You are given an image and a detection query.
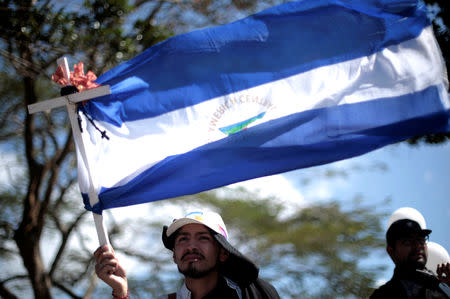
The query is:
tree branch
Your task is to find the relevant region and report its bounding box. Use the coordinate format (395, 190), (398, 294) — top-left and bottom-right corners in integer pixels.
(52, 280), (82, 299)
(49, 209), (88, 278)
(38, 127), (74, 223)
(0, 281), (19, 299)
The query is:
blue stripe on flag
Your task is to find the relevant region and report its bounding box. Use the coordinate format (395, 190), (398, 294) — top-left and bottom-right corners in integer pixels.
(83, 86), (449, 213)
(85, 0), (429, 126)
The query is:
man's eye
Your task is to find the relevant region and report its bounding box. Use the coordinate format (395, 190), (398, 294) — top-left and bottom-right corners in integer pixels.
(400, 238), (426, 246)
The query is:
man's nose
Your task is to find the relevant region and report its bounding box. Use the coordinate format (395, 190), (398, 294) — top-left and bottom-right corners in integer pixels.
(412, 239), (426, 248)
(185, 239), (200, 250)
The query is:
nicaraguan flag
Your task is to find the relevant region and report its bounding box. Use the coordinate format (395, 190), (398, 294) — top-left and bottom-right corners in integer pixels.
(77, 0), (450, 214)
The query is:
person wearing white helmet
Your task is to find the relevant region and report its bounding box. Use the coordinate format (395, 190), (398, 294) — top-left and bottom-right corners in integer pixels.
(94, 209), (280, 299)
(370, 219), (450, 299)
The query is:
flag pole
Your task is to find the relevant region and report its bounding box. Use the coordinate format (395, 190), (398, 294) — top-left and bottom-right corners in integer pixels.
(28, 57), (111, 246)
(60, 57), (110, 246)
(66, 100), (110, 246)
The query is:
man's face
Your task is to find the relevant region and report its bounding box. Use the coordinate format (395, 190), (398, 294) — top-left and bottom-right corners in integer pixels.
(387, 233), (428, 269)
(172, 223), (228, 278)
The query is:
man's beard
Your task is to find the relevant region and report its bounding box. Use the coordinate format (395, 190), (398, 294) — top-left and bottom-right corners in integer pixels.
(178, 253), (221, 279)
(410, 256), (427, 270)
(178, 262), (218, 278)
(398, 253), (427, 270)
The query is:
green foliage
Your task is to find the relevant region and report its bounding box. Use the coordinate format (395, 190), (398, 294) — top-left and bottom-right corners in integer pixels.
(92, 189), (387, 299)
(164, 190), (388, 298)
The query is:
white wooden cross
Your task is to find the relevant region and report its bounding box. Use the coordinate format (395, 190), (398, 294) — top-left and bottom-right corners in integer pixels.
(27, 57), (111, 246)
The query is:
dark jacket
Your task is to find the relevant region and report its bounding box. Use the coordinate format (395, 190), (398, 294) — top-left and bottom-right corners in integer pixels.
(242, 278), (280, 299)
(370, 266), (449, 299)
(162, 276), (280, 299)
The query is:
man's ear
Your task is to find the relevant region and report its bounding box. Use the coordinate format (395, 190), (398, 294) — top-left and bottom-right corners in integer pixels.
(387, 245), (395, 261)
(219, 248), (229, 262)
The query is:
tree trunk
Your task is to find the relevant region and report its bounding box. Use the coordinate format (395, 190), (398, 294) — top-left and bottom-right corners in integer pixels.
(14, 225), (52, 299)
(13, 74), (52, 298)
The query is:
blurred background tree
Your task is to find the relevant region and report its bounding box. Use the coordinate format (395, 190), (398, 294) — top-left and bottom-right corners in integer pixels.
(407, 0), (450, 144)
(0, 0), (447, 298)
(81, 190), (388, 299)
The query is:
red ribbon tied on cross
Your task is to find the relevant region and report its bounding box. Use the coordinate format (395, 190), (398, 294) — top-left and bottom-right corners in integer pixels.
(51, 61), (101, 91)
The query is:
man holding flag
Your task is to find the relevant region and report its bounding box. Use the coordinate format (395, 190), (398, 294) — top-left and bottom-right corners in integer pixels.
(81, 0), (449, 295)
(27, 0), (449, 297)
(94, 210), (280, 299)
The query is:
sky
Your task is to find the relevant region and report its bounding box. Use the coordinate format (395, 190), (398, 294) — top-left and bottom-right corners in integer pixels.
(230, 139), (450, 283)
(331, 139), (450, 281)
(316, 140), (450, 252)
